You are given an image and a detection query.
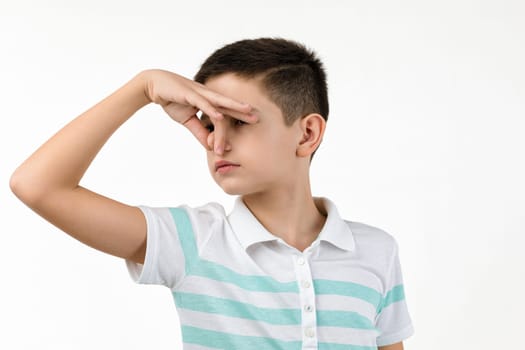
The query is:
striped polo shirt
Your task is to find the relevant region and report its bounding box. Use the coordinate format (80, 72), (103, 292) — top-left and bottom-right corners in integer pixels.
(126, 197), (414, 349)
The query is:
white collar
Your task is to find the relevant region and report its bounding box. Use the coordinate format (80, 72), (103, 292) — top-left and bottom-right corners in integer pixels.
(227, 196), (355, 252)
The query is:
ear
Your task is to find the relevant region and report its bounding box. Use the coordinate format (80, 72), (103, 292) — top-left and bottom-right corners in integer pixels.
(296, 113), (326, 158)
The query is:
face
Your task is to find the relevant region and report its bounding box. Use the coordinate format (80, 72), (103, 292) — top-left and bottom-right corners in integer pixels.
(202, 73), (302, 196)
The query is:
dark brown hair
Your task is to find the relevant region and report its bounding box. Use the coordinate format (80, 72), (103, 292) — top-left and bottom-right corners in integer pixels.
(194, 38), (329, 126)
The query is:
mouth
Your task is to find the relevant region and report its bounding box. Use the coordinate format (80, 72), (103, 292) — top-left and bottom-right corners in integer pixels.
(215, 160), (240, 173)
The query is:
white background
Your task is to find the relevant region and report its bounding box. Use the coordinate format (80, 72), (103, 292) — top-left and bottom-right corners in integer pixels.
(1, 1), (524, 349)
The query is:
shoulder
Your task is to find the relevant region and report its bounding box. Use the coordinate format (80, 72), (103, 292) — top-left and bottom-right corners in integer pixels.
(319, 197), (399, 259)
(179, 201), (227, 220)
(345, 219), (399, 263)
(139, 201), (227, 237)
(141, 201), (226, 222)
(140, 201), (228, 253)
(347, 220), (397, 249)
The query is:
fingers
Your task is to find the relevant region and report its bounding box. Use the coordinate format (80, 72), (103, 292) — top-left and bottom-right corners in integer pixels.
(216, 106), (259, 124)
(184, 115), (227, 155)
(185, 91), (224, 122)
(158, 72), (259, 152)
(203, 89), (253, 114)
(183, 115), (211, 149)
(192, 85), (257, 122)
(212, 119), (226, 155)
(184, 88), (256, 154)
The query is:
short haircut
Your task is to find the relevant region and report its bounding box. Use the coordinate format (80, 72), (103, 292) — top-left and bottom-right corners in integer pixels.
(194, 38), (329, 126)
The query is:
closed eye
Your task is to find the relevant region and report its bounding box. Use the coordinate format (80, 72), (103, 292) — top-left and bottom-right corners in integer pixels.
(200, 114), (214, 132)
(201, 115), (246, 133)
(233, 119), (247, 127)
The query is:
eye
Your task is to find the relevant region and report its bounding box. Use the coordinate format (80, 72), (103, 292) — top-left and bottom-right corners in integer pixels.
(233, 119), (247, 127)
(204, 123), (214, 132)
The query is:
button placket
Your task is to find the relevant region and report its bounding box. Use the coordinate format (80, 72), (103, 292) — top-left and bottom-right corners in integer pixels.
(293, 254), (317, 348)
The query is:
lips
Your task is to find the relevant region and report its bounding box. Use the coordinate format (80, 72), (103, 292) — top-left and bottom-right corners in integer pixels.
(215, 160), (240, 172)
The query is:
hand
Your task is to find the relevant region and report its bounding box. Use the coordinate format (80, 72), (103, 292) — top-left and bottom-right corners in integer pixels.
(141, 69), (257, 149)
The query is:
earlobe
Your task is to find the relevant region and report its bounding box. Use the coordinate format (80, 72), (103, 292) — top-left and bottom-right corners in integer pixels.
(296, 113), (326, 158)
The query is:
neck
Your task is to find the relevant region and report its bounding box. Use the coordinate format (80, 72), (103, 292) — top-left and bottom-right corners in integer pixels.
(241, 179), (326, 252)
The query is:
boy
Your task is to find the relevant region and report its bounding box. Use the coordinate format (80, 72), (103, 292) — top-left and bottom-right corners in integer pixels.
(10, 38), (414, 349)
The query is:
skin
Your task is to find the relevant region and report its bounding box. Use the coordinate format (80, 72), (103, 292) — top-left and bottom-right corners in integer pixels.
(9, 69), (255, 264)
(202, 74), (403, 349)
(9, 69), (403, 349)
(202, 73), (327, 251)
(379, 343), (404, 350)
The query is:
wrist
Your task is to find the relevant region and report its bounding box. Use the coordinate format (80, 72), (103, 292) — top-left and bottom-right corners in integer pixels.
(134, 69), (156, 106)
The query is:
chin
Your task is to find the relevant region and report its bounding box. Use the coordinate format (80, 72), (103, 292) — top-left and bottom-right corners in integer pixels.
(217, 181), (260, 196)
(221, 187), (243, 195)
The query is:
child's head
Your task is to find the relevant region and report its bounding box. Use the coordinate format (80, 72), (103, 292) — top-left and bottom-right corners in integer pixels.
(194, 37), (329, 126)
(195, 38), (329, 196)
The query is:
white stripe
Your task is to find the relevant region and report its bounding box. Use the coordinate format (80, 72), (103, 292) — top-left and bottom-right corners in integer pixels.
(318, 326), (379, 347)
(177, 308), (380, 347)
(177, 275), (378, 319)
(178, 308), (302, 342)
(312, 265), (383, 293)
(316, 294), (376, 321)
(176, 275), (299, 309)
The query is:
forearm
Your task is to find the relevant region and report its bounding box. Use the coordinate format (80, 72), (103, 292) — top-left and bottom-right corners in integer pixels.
(9, 68), (254, 263)
(10, 71), (151, 204)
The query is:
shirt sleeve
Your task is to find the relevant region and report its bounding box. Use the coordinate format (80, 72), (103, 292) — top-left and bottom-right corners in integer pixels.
(375, 238), (415, 346)
(124, 203), (225, 290)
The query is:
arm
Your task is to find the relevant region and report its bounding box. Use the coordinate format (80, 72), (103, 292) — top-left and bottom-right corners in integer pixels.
(379, 342), (404, 350)
(10, 69), (254, 264)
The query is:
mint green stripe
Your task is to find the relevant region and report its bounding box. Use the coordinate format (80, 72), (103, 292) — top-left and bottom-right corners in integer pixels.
(314, 279), (382, 310)
(169, 208), (382, 310)
(192, 259), (299, 293)
(181, 325), (302, 350)
(377, 284), (405, 314)
(174, 292), (376, 330)
(384, 284), (405, 306)
(182, 325), (377, 350)
(169, 208), (199, 271)
(174, 292), (301, 325)
(317, 310), (375, 330)
(319, 342), (377, 350)
(170, 207), (298, 293)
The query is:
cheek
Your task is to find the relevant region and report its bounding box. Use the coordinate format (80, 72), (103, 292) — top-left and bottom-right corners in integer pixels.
(267, 132), (297, 158)
(206, 152), (214, 172)
(255, 137), (296, 171)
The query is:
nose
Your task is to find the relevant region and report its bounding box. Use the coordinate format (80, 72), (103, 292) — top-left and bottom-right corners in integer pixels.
(207, 122), (232, 156)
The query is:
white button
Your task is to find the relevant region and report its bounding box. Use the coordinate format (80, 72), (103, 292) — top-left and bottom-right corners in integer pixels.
(304, 304), (313, 312)
(297, 257), (305, 265)
(304, 327), (315, 338)
(301, 280), (311, 289)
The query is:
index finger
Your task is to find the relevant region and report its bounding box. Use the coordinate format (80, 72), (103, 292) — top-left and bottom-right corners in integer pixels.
(215, 106), (259, 125)
(196, 87), (254, 115)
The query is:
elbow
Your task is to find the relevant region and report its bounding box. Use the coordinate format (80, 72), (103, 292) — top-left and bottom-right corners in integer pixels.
(10, 167), (29, 203)
(9, 167), (43, 207)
